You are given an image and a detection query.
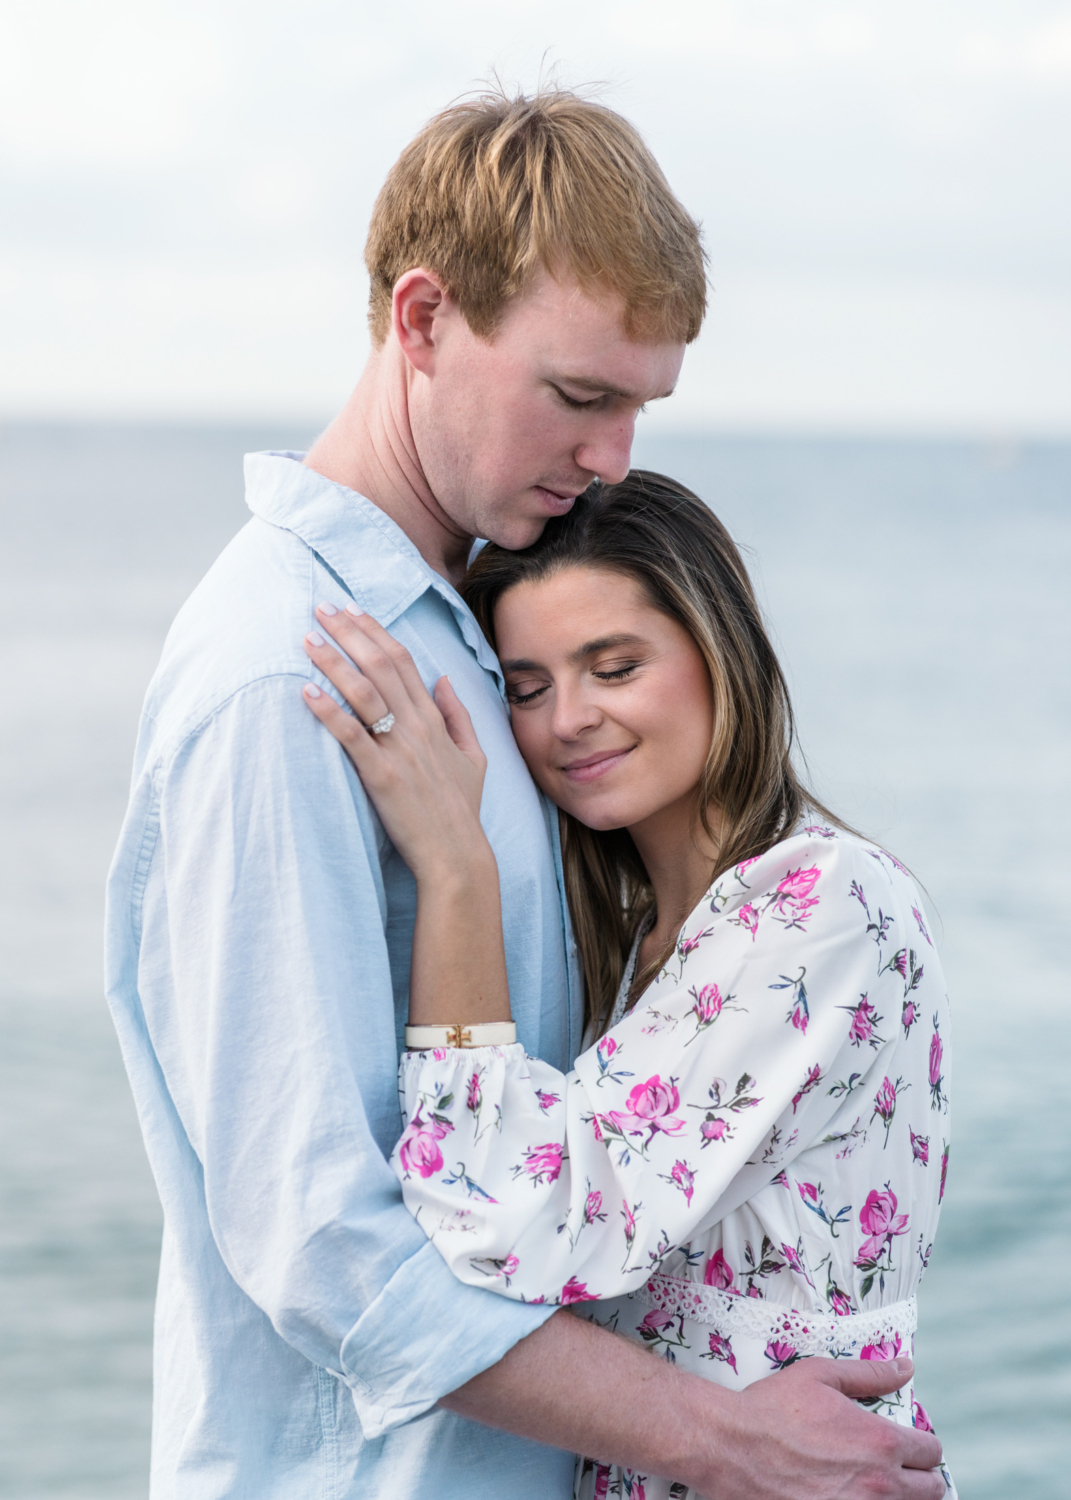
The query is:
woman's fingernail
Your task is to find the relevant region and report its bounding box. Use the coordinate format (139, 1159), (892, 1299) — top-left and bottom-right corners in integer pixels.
(304, 683), (322, 699)
(306, 630), (326, 647)
(318, 601), (338, 616)
(344, 604), (365, 618)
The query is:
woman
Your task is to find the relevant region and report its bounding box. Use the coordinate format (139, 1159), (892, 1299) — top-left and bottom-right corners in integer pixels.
(301, 471), (953, 1499)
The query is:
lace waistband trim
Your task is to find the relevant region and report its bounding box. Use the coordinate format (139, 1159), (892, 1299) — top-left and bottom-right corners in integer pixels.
(636, 1273), (917, 1358)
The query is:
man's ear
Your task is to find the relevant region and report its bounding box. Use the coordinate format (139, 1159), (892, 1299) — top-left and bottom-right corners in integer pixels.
(391, 268), (450, 377)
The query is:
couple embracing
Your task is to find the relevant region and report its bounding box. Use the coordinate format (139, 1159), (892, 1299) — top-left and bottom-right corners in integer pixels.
(107, 89), (953, 1499)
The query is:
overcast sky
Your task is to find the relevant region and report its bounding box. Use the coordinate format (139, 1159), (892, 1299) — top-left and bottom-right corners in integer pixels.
(3, 0), (1070, 432)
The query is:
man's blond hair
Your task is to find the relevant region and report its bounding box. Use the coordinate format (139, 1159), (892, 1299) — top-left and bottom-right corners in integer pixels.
(365, 88), (706, 347)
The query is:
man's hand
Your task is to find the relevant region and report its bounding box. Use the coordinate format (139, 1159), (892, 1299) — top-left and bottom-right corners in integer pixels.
(442, 1309), (945, 1500)
(703, 1355), (945, 1500)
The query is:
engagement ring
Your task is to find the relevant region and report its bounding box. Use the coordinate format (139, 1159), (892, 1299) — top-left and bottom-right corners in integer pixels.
(370, 712), (395, 736)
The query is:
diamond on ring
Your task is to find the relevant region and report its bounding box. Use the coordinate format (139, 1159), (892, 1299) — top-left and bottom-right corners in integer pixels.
(370, 712), (395, 736)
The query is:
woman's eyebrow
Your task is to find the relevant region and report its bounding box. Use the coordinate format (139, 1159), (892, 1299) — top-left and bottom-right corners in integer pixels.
(570, 632), (647, 662)
(501, 634), (647, 674)
(500, 656), (546, 673)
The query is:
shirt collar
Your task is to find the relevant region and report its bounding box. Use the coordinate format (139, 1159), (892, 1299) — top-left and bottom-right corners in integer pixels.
(244, 450), (504, 689)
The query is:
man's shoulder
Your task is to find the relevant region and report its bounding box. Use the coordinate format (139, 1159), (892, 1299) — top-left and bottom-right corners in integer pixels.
(140, 517), (347, 761)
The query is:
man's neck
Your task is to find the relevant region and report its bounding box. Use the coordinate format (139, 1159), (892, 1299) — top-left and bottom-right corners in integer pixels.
(303, 348), (474, 587)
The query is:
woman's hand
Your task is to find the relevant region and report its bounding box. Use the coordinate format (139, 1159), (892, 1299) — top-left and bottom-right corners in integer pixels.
(301, 603), (490, 887)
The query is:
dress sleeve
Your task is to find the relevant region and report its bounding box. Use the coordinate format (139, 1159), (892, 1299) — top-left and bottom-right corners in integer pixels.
(393, 830), (916, 1306)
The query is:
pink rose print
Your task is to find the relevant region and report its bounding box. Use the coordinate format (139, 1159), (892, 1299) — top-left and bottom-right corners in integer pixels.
(703, 1248), (735, 1290)
(780, 1242), (806, 1276)
(670, 1159), (695, 1206)
(788, 994), (808, 1033)
(910, 1128), (930, 1165)
(702, 1331), (739, 1373)
(678, 925), (713, 960)
(901, 997), (919, 1036)
(687, 982), (740, 1041)
(593, 1463), (612, 1500)
(472, 1252), (520, 1285)
(856, 1186), (910, 1265)
(798, 1177), (852, 1236)
(397, 1104), (453, 1179)
(764, 1340), (801, 1371)
(939, 1142), (950, 1202)
(771, 865), (822, 930)
(861, 1335), (902, 1361)
(690, 982), (725, 1026)
(737, 856), (760, 875)
(912, 905), (933, 947)
(466, 1072), (482, 1113)
(595, 1032), (633, 1088)
(874, 1076), (897, 1121)
(625, 1075), (686, 1141)
(890, 949), (908, 979)
(639, 1306), (675, 1336)
(778, 866), (820, 900)
(928, 1019), (947, 1110)
(871, 1074), (906, 1146)
(515, 1141), (564, 1185)
(829, 1286), (854, 1317)
(791, 1063), (823, 1114)
(560, 1276), (598, 1305)
(746, 1284), (763, 1299)
(535, 1089), (560, 1112)
(912, 1400), (935, 1432)
(700, 1116), (731, 1145)
(584, 1189), (604, 1224)
(738, 904), (760, 939)
(842, 995), (885, 1050)
(621, 1198), (639, 1259)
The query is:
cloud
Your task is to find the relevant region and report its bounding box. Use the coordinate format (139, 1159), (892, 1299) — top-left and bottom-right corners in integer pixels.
(2, 0), (1069, 429)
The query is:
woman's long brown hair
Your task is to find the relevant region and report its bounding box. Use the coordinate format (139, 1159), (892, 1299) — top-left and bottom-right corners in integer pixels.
(462, 470), (852, 1038)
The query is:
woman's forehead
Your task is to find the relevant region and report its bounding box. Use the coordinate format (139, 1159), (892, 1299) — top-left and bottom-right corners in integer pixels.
(494, 567), (681, 665)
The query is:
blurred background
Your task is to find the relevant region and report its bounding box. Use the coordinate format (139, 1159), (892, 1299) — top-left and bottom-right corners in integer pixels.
(1, 1), (1069, 1495)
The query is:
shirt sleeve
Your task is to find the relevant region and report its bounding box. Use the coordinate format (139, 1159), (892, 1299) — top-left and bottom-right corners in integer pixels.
(393, 831), (910, 1306)
(134, 674), (553, 1436)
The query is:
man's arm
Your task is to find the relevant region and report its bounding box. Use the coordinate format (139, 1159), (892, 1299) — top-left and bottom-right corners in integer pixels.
(444, 1311), (947, 1500)
(138, 675), (557, 1433)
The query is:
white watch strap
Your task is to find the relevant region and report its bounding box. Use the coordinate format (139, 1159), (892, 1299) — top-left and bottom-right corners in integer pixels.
(404, 1021), (517, 1050)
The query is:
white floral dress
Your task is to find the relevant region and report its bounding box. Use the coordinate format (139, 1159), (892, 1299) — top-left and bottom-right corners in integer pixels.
(393, 825), (955, 1499)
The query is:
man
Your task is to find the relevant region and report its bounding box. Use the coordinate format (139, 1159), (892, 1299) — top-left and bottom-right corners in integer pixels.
(106, 89), (945, 1499)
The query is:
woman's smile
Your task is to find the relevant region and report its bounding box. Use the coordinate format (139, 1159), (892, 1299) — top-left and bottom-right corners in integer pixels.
(559, 745), (636, 783)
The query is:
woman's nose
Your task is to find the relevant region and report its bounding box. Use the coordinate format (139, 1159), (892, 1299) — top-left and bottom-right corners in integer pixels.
(550, 685), (601, 740)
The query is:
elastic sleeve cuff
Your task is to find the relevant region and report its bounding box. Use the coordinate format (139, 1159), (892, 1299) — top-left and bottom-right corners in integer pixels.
(338, 1237), (555, 1438)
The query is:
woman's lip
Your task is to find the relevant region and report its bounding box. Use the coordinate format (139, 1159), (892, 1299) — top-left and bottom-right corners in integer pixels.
(560, 747), (635, 783)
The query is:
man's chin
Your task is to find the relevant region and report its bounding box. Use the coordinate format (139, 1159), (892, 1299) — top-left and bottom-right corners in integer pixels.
(479, 514), (553, 554)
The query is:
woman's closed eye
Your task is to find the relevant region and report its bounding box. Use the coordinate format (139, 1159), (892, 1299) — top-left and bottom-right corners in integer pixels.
(593, 661), (640, 683)
(506, 678), (550, 706)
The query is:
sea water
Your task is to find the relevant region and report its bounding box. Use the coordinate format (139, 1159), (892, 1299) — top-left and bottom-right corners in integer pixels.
(1, 424), (1068, 1497)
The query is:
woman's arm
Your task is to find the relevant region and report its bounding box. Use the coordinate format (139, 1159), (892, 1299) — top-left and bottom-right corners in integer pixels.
(302, 603), (511, 1026)
(392, 832), (929, 1306)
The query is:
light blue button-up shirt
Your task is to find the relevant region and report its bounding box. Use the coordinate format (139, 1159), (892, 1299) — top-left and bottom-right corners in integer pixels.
(105, 452), (583, 1499)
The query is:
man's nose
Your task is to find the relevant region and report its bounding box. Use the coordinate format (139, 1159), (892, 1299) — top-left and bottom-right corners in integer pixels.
(575, 412), (636, 486)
